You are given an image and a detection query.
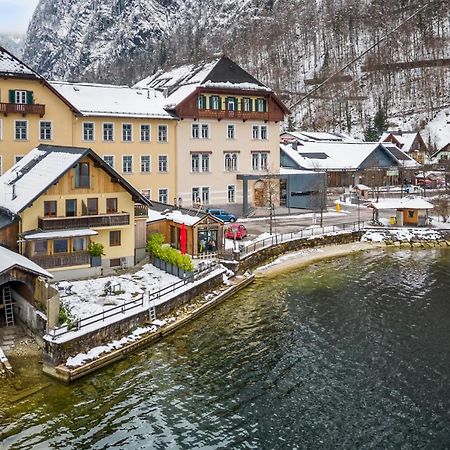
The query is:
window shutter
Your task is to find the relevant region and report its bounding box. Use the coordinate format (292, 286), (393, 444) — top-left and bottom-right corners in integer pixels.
(209, 96), (213, 109)
(9, 90), (15, 103)
(218, 96), (222, 110)
(263, 98), (267, 112)
(201, 95), (206, 109)
(27, 91), (34, 104)
(234, 97), (238, 110)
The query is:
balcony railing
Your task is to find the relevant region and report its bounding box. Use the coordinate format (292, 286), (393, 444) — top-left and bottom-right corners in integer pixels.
(38, 212), (130, 230)
(197, 109), (269, 121)
(31, 251), (90, 269)
(134, 204), (149, 218)
(0, 102), (45, 116)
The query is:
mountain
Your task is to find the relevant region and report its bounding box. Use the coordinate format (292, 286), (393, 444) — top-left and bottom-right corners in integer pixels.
(0, 34), (25, 57)
(23, 0), (450, 146)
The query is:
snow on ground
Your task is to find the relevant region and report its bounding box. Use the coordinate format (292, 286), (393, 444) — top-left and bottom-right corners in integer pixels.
(362, 227), (443, 242)
(424, 108), (450, 151)
(238, 211), (348, 223)
(56, 264), (179, 320)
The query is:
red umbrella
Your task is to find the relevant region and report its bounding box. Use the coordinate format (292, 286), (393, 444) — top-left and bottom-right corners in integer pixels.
(180, 223), (187, 254)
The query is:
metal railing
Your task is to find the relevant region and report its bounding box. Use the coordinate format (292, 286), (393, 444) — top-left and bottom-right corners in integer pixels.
(47, 262), (220, 339)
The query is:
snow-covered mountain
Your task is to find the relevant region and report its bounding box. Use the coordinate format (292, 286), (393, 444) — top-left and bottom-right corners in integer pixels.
(0, 34), (25, 57)
(23, 0), (450, 147)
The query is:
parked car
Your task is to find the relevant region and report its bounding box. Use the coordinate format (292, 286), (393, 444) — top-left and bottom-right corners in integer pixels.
(225, 224), (247, 240)
(404, 185), (424, 194)
(207, 208), (237, 222)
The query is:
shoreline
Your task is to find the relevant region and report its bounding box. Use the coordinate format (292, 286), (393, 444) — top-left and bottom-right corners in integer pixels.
(254, 241), (383, 277)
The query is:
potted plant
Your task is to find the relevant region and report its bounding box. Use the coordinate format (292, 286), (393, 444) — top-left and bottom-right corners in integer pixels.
(88, 242), (104, 267)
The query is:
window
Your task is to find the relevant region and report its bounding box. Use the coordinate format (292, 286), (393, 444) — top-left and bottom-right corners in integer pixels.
(242, 97), (252, 112)
(83, 122), (95, 141)
(224, 153), (238, 172)
(54, 239), (68, 253)
(34, 240), (48, 255)
(210, 96), (220, 110)
(158, 155), (168, 173)
(256, 98), (267, 112)
(198, 95), (206, 109)
(140, 124), (150, 142)
(72, 237), (86, 252)
(201, 124), (209, 139)
(252, 152), (269, 171)
(140, 155), (151, 172)
(106, 198), (118, 213)
(14, 90), (27, 104)
(103, 155), (114, 168)
(158, 188), (168, 203)
(191, 153), (210, 172)
(260, 125), (268, 140)
(252, 125), (259, 140)
(65, 199), (77, 217)
(226, 97), (237, 111)
(191, 187), (209, 205)
(192, 123), (199, 139)
(228, 185), (236, 203)
(141, 189), (151, 200)
(122, 155), (133, 173)
(109, 230), (121, 246)
(103, 123), (114, 141)
(44, 201), (57, 217)
(158, 125), (168, 142)
(74, 162), (90, 188)
(40, 121), (52, 140)
(227, 124), (235, 139)
(87, 198), (98, 215)
(122, 123), (132, 142)
(15, 120), (27, 140)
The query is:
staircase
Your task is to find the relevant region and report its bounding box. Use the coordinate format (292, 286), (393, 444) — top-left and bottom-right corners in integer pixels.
(2, 286), (14, 327)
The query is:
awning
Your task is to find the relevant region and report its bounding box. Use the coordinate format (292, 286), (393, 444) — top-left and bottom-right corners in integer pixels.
(24, 229), (98, 240)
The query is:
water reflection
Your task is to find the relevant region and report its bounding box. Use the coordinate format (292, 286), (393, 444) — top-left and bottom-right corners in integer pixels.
(1, 248), (450, 449)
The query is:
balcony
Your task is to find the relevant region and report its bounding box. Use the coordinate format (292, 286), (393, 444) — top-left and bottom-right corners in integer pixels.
(31, 251), (90, 269)
(0, 102), (46, 116)
(197, 109), (270, 121)
(38, 212), (130, 231)
(134, 204), (149, 218)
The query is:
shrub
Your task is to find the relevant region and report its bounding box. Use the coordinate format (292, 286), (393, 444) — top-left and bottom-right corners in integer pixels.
(88, 242), (105, 257)
(58, 305), (75, 329)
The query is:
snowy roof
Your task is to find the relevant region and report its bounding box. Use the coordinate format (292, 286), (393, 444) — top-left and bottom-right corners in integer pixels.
(49, 82), (174, 119)
(281, 130), (353, 143)
(0, 144), (151, 215)
(24, 229), (98, 240)
(370, 196), (434, 210)
(380, 131), (419, 153)
(279, 167), (322, 175)
(0, 46), (39, 78)
(0, 245), (52, 278)
(147, 208), (202, 226)
(135, 55), (272, 109)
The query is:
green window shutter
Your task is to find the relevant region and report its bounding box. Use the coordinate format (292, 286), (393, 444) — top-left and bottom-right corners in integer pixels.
(27, 91), (34, 104)
(263, 98), (267, 112)
(234, 97), (238, 110)
(249, 98), (253, 112)
(218, 96), (222, 110)
(202, 95), (206, 109)
(9, 90), (15, 103)
(209, 96), (213, 109)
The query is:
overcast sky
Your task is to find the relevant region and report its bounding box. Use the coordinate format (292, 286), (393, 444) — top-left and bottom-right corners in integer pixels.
(0, 0), (39, 34)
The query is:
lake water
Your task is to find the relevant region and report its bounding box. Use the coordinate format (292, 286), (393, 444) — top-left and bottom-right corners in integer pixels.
(1, 247), (450, 449)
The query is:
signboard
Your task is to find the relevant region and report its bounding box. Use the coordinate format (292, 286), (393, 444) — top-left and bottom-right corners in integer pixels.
(386, 169), (399, 176)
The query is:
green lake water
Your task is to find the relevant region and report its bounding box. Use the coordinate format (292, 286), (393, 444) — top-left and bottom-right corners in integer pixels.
(1, 247), (450, 449)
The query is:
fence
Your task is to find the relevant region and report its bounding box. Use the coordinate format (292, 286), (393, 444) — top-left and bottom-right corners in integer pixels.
(221, 221), (366, 259)
(47, 262), (219, 340)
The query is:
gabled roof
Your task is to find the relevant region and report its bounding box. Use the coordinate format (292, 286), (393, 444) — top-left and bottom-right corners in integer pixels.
(380, 131), (423, 153)
(281, 130), (360, 144)
(370, 196), (434, 210)
(0, 46), (40, 79)
(281, 142), (419, 171)
(50, 82), (175, 119)
(135, 55), (280, 111)
(0, 245), (52, 279)
(0, 144), (151, 215)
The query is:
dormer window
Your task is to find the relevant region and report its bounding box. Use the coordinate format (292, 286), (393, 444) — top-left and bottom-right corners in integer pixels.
(74, 162), (90, 188)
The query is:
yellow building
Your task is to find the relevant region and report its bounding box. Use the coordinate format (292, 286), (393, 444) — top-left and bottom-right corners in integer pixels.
(0, 144), (150, 281)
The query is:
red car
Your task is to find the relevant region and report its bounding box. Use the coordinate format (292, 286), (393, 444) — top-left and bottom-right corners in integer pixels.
(225, 224), (247, 240)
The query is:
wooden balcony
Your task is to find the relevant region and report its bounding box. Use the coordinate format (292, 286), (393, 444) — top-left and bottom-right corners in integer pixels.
(38, 212), (130, 230)
(31, 251), (90, 269)
(134, 204), (149, 218)
(197, 109), (270, 121)
(0, 102), (45, 116)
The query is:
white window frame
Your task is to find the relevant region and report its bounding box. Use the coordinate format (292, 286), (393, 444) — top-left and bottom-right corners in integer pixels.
(103, 123), (114, 142)
(140, 124), (151, 142)
(260, 125), (268, 140)
(252, 125), (259, 140)
(14, 120), (28, 141)
(201, 124), (209, 139)
(39, 120), (53, 141)
(252, 152), (269, 171)
(191, 153), (210, 173)
(243, 97), (251, 112)
(227, 185), (236, 203)
(191, 187), (210, 205)
(82, 122), (95, 141)
(224, 152), (238, 172)
(141, 189), (151, 200)
(103, 155), (114, 168)
(122, 155), (133, 173)
(140, 154), (151, 173)
(122, 123), (133, 142)
(15, 90), (27, 104)
(227, 98), (235, 111)
(192, 123), (200, 139)
(158, 155), (168, 173)
(227, 124), (236, 139)
(158, 188), (169, 203)
(256, 98), (265, 112)
(211, 96), (220, 110)
(158, 124), (168, 143)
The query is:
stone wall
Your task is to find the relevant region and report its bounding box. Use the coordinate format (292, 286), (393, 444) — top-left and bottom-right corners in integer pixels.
(43, 271), (224, 366)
